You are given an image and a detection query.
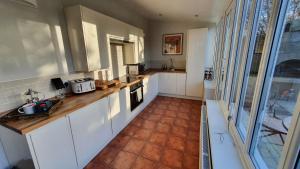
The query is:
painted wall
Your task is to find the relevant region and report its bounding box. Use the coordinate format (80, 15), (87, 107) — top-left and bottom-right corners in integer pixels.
(148, 21), (216, 69)
(0, 0), (73, 82)
(0, 0), (149, 167)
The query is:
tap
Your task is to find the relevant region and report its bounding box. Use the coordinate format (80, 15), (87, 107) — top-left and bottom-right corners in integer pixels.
(169, 58), (175, 71)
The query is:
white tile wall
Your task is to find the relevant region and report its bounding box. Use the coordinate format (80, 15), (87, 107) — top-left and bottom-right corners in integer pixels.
(0, 73), (89, 113)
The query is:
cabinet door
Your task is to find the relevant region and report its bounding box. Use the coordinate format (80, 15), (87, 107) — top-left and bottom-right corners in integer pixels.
(68, 98), (112, 168)
(159, 73), (177, 94)
(186, 28), (208, 98)
(82, 21), (101, 71)
(176, 73), (186, 96)
(143, 77), (150, 105)
(110, 90), (129, 136)
(158, 73), (166, 93)
(149, 74), (159, 101)
(27, 118), (77, 169)
(153, 74), (159, 97)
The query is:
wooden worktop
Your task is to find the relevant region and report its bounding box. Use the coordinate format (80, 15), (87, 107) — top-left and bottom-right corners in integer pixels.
(0, 83), (127, 135)
(0, 69), (185, 135)
(143, 68), (186, 75)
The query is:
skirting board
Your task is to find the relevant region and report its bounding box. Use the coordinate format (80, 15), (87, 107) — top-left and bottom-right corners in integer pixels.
(158, 93), (203, 101)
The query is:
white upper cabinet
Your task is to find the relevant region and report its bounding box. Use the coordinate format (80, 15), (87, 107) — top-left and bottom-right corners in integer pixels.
(65, 5), (145, 71)
(186, 28), (208, 98)
(65, 5), (101, 72)
(27, 117), (78, 169)
(67, 98), (112, 168)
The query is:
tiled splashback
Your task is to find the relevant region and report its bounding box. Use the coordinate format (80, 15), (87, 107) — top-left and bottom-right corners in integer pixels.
(0, 73), (89, 113)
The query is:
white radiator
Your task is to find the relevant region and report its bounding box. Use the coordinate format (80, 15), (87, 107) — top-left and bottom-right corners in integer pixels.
(200, 105), (212, 169)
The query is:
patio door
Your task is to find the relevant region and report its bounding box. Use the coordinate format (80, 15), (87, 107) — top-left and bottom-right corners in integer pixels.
(249, 0), (300, 168)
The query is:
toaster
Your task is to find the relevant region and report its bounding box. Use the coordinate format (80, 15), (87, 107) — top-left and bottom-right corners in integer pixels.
(70, 78), (96, 94)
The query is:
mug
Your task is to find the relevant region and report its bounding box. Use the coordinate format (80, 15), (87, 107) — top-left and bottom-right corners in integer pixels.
(18, 103), (35, 115)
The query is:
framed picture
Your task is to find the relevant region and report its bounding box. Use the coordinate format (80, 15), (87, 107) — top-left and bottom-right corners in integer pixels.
(162, 33), (183, 55)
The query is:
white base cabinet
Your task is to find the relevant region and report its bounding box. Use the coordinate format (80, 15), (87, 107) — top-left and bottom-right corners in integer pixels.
(159, 73), (177, 95)
(110, 88), (131, 136)
(159, 73), (186, 96)
(143, 74), (159, 106)
(26, 118), (78, 169)
(67, 98), (112, 169)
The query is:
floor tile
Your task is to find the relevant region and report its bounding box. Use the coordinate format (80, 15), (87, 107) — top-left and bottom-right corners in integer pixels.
(111, 151), (137, 169)
(188, 121), (200, 131)
(164, 110), (177, 118)
(166, 136), (185, 151)
(142, 120), (157, 129)
(156, 123), (171, 133)
(123, 138), (145, 154)
(85, 160), (112, 169)
(158, 104), (168, 110)
(95, 145), (120, 165)
(142, 143), (162, 161)
(156, 164), (173, 169)
(187, 131), (200, 141)
(131, 157), (156, 169)
(171, 126), (187, 138)
(161, 149), (184, 168)
(153, 108), (165, 115)
(133, 128), (152, 140)
(131, 118), (143, 127)
(85, 96), (201, 169)
(177, 112), (190, 120)
(110, 134), (131, 148)
(160, 117), (175, 125)
(183, 154), (199, 169)
(149, 132), (167, 146)
(174, 119), (189, 128)
(167, 105), (178, 111)
(185, 140), (199, 157)
(121, 126), (139, 137)
(148, 114), (161, 121)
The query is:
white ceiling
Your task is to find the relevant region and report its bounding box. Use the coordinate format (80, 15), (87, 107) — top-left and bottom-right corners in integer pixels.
(117, 0), (231, 23)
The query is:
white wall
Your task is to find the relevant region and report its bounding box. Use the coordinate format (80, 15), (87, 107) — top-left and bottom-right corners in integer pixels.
(0, 0), (73, 82)
(148, 21), (216, 69)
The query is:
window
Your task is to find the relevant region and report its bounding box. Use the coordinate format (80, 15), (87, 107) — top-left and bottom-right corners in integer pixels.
(236, 0), (274, 141)
(222, 1), (238, 103)
(229, 0), (254, 111)
(250, 0), (300, 168)
(213, 0), (300, 169)
(215, 19), (226, 99)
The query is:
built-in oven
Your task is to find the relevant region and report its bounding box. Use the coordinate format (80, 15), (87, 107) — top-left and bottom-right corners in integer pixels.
(130, 81), (143, 111)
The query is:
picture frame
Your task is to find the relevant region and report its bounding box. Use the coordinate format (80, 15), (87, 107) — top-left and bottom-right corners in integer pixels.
(162, 33), (183, 55)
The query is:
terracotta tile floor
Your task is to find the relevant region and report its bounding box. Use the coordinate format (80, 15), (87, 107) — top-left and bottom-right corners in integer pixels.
(85, 96), (201, 169)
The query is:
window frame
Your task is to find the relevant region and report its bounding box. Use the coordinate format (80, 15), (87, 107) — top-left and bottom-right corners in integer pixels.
(213, 0), (300, 169)
(219, 0), (239, 113)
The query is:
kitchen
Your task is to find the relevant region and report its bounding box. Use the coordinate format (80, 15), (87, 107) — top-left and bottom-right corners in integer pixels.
(0, 0), (221, 168)
(1, 0), (299, 169)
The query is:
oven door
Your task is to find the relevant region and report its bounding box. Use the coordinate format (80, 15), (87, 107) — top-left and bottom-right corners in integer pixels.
(130, 86), (143, 111)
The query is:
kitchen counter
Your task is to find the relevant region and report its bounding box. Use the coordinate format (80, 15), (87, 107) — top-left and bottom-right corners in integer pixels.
(143, 68), (186, 75)
(0, 69), (185, 135)
(0, 83), (127, 135)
